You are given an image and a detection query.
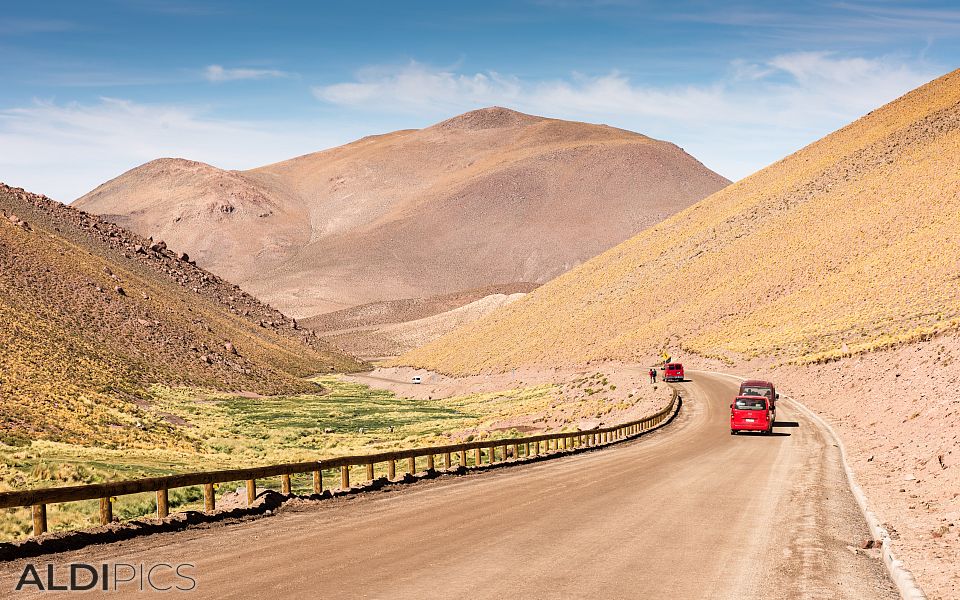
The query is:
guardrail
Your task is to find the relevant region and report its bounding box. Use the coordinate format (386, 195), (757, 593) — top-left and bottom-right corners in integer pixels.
(3, 392), (679, 538)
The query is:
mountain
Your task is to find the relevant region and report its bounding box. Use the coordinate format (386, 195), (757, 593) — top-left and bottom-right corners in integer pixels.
(74, 107), (730, 319)
(0, 183), (363, 448)
(398, 70), (960, 374)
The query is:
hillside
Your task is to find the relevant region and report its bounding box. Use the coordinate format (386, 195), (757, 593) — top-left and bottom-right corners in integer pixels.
(74, 107), (729, 318)
(302, 283), (538, 359)
(0, 183), (363, 448)
(399, 70), (960, 373)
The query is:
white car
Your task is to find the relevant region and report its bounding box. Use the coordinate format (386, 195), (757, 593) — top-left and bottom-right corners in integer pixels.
(411, 376), (422, 384)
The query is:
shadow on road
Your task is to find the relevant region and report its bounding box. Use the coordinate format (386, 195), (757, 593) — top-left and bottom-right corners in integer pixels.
(735, 431), (791, 437)
(774, 421), (800, 428)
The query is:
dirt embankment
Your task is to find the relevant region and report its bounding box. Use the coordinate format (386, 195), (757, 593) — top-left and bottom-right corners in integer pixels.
(769, 336), (960, 600)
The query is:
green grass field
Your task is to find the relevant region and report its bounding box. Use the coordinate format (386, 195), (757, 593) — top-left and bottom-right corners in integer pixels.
(0, 376), (559, 541)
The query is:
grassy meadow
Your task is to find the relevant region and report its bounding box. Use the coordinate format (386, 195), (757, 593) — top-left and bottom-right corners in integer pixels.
(0, 376), (561, 541)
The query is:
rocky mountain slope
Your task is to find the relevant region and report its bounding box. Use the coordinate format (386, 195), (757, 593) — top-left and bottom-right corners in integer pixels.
(0, 184), (363, 448)
(399, 70), (960, 373)
(74, 107), (729, 319)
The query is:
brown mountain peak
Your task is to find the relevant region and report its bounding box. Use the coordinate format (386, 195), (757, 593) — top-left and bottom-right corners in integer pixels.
(430, 106), (545, 131)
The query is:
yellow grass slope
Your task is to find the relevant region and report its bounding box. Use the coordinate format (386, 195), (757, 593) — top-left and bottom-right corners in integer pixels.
(399, 70), (960, 374)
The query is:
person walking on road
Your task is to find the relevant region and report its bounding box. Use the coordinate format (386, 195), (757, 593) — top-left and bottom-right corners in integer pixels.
(649, 368), (657, 384)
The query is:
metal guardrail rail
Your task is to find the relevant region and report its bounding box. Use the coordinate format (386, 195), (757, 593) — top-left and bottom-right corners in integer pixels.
(3, 392), (679, 537)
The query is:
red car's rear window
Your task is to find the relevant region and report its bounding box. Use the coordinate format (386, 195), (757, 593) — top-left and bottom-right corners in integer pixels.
(734, 397), (767, 410)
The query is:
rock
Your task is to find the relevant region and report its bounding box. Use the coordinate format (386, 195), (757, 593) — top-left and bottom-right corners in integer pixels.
(199, 355), (212, 364)
(177, 251), (189, 262)
(149, 240), (167, 252)
(224, 341), (237, 355)
(859, 539), (877, 549)
(904, 474), (916, 481)
(103, 266), (113, 276)
(114, 286), (126, 296)
(323, 428), (335, 434)
(133, 244), (146, 254)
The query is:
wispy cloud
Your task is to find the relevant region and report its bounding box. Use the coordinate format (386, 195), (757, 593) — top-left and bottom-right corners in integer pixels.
(0, 98), (343, 201)
(312, 53), (939, 180)
(204, 64), (293, 82)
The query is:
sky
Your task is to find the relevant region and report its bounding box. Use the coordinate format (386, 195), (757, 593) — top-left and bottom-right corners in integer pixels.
(1, 1), (959, 201)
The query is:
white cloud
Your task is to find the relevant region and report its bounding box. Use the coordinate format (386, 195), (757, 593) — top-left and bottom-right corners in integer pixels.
(204, 64), (291, 82)
(0, 98), (344, 201)
(312, 54), (939, 180)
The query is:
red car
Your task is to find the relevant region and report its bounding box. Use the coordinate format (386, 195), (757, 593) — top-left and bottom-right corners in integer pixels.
(663, 363), (684, 382)
(738, 380), (779, 411)
(730, 395), (775, 435)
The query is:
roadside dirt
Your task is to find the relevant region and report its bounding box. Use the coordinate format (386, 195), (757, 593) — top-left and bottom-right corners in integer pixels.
(769, 336), (960, 600)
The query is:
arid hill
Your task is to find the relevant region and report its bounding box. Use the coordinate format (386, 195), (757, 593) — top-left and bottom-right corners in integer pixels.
(399, 70), (960, 373)
(303, 283), (539, 360)
(74, 107), (729, 319)
(0, 184), (363, 448)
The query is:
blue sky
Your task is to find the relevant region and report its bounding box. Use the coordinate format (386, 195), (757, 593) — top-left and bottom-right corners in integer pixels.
(1, 1), (958, 201)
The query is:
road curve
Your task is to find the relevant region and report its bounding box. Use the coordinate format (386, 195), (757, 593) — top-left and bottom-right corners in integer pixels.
(1, 371), (897, 599)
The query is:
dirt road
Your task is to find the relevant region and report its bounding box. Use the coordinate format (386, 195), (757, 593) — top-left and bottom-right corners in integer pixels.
(0, 372), (897, 598)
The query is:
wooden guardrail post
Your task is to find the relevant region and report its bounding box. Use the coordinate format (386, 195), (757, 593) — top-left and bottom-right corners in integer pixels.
(340, 465), (350, 490)
(99, 497), (112, 525)
(488, 447), (495, 464)
(366, 463), (375, 482)
(459, 450), (466, 466)
(408, 456), (417, 475)
(247, 479), (257, 505)
(282, 474), (292, 495)
(426, 454), (435, 471)
(511, 443), (519, 460)
(387, 459), (396, 480)
(474, 447), (481, 467)
(313, 470), (323, 494)
(32, 504), (46, 536)
(444, 452), (452, 469)
(203, 483), (215, 512)
(156, 488), (169, 519)
(500, 444), (508, 461)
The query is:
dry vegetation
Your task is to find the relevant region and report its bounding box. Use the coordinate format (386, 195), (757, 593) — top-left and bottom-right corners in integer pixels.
(399, 70), (960, 374)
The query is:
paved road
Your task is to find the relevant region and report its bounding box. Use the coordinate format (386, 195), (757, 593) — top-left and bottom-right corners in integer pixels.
(1, 372), (897, 599)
